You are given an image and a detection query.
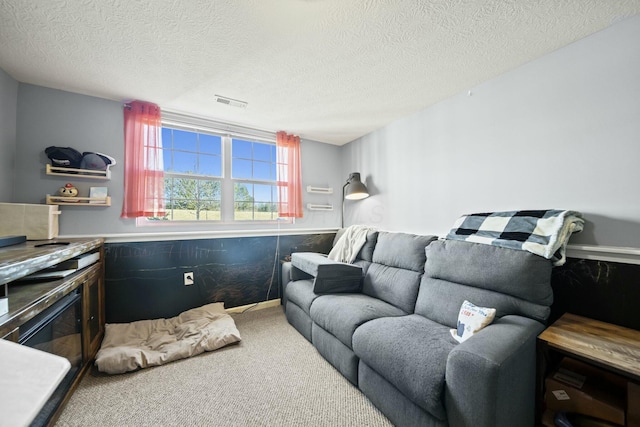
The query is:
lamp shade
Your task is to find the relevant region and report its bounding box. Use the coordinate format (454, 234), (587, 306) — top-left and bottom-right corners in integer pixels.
(344, 172), (369, 200)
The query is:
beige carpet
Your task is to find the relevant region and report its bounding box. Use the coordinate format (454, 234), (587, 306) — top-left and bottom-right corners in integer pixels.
(55, 306), (393, 427)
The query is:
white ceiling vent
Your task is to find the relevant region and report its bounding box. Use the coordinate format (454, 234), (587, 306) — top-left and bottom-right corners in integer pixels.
(214, 95), (248, 109)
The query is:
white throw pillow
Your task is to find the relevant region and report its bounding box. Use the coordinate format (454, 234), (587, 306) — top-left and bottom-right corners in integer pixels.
(450, 300), (496, 343)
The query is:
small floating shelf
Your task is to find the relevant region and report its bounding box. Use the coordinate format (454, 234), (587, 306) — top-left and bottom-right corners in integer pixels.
(307, 203), (333, 211)
(46, 164), (111, 180)
(46, 195), (111, 206)
(306, 186), (333, 194)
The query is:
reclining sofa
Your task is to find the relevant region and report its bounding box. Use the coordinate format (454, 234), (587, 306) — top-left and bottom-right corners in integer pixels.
(282, 229), (553, 427)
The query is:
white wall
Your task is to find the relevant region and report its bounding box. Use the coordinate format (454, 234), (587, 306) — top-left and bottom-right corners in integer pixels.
(14, 84), (343, 236)
(341, 16), (640, 248)
(0, 68), (18, 202)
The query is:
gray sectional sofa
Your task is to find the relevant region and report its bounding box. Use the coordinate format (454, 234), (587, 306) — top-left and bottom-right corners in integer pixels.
(281, 230), (554, 427)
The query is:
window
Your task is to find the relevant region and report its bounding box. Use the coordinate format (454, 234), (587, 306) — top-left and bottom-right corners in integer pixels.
(160, 128), (222, 221)
(232, 139), (278, 221)
(148, 117), (279, 223)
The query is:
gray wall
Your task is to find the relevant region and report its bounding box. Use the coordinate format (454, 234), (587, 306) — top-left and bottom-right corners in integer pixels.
(0, 69), (18, 202)
(14, 85), (343, 236)
(341, 16), (640, 249)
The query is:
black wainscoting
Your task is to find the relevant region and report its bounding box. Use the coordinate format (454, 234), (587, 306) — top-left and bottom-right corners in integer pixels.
(104, 233), (335, 323)
(550, 258), (640, 330)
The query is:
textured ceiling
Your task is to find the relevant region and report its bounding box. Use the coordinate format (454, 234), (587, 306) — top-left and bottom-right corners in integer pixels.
(1, 1), (639, 145)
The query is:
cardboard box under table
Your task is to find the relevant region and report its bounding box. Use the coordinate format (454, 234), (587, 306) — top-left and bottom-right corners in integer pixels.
(0, 203), (60, 240)
(544, 357), (627, 426)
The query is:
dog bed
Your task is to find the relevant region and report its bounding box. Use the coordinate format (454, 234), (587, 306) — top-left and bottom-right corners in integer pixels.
(95, 302), (241, 374)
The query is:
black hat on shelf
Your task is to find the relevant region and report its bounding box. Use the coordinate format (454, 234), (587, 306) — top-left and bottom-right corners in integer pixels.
(45, 146), (83, 168)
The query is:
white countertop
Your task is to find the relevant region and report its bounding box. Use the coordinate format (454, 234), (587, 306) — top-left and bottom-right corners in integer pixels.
(0, 339), (70, 427)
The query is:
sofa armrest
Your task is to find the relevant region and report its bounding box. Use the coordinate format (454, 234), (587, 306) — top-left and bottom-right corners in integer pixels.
(445, 315), (545, 427)
(284, 261), (314, 282)
(291, 252), (363, 293)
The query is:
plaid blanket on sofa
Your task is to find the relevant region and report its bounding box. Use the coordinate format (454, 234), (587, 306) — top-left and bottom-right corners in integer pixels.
(445, 210), (584, 266)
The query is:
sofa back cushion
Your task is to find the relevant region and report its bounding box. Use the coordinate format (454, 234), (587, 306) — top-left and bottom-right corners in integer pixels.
(362, 232), (438, 313)
(415, 239), (553, 326)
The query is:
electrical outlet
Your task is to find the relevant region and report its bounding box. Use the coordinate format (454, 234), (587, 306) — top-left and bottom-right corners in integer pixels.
(184, 272), (194, 286)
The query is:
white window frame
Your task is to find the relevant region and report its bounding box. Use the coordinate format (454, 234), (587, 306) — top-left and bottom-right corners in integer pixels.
(136, 112), (288, 227)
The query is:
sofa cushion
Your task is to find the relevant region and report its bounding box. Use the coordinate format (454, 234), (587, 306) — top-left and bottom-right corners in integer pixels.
(416, 239), (553, 326)
(362, 264), (423, 313)
(352, 314), (455, 421)
(285, 279), (319, 315)
(291, 252), (363, 293)
(309, 294), (406, 348)
(371, 232), (437, 272)
(361, 232), (437, 312)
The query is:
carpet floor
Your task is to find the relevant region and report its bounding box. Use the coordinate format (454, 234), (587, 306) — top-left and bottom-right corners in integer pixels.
(55, 305), (393, 426)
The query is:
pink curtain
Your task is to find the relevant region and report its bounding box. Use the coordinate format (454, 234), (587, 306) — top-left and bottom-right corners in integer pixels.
(276, 131), (303, 218)
(121, 100), (165, 218)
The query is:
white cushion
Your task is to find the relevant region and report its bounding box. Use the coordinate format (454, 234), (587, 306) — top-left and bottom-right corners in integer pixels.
(450, 300), (496, 343)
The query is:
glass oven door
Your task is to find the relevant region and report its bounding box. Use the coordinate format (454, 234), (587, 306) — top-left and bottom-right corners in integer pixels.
(18, 287), (83, 426)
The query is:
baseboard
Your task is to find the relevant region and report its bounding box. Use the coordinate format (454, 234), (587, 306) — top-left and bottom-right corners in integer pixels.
(226, 299), (281, 314)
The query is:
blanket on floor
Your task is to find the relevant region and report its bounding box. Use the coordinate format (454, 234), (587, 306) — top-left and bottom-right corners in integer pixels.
(95, 302), (241, 374)
(445, 210), (584, 266)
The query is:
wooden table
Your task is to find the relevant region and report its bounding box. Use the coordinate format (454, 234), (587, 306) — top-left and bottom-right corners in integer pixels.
(537, 313), (640, 426)
(538, 313), (640, 381)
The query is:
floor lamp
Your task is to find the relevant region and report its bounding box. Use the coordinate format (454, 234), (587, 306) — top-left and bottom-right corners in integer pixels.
(342, 172), (370, 228)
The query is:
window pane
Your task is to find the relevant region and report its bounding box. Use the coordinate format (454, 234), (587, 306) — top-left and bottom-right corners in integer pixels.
(164, 177), (173, 199)
(232, 158), (252, 179)
(175, 208), (198, 221)
(234, 183), (253, 202)
(199, 134), (221, 155)
(254, 161), (272, 181)
(171, 178), (197, 202)
(234, 183), (253, 220)
(197, 180), (221, 200)
(196, 206), (221, 221)
(234, 202), (254, 221)
(253, 142), (271, 161)
(161, 128), (172, 148)
(199, 154), (221, 177)
(253, 184), (273, 203)
(173, 151), (198, 174)
(232, 139), (252, 159)
(173, 129), (198, 152)
(162, 149), (172, 171)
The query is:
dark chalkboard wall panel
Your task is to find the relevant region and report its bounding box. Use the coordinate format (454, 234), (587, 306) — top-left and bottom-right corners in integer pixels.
(104, 233), (335, 323)
(550, 257), (640, 330)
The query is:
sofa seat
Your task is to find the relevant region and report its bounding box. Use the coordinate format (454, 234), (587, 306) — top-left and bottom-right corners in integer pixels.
(286, 279), (318, 314)
(284, 279), (319, 341)
(310, 293), (407, 349)
(353, 314), (455, 421)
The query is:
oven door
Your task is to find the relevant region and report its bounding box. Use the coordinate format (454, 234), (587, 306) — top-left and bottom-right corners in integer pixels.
(18, 287), (83, 426)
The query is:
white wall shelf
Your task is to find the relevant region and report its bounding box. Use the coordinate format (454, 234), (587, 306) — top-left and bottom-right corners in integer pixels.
(307, 203), (333, 211)
(306, 186), (333, 194)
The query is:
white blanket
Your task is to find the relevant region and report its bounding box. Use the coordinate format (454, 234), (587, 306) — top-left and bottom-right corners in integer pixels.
(95, 302), (241, 374)
(328, 225), (376, 263)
